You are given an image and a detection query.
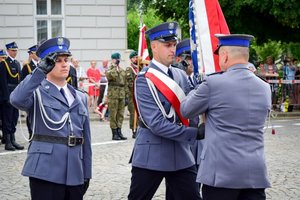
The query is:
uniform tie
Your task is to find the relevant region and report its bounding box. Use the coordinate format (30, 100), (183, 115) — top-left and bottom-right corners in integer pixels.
(60, 88), (68, 104)
(167, 68), (174, 79)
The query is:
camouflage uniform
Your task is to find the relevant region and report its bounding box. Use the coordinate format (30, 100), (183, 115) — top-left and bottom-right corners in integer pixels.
(106, 53), (128, 140)
(126, 63), (138, 137)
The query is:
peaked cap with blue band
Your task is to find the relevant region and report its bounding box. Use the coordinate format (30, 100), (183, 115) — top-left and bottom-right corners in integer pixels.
(176, 39), (191, 57)
(6, 41), (18, 50)
(214, 34), (254, 55)
(146, 22), (178, 42)
(36, 37), (71, 59)
(0, 49), (7, 57)
(28, 45), (38, 54)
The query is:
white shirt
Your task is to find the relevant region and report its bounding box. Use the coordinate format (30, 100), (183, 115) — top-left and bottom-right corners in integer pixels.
(48, 81), (75, 106)
(152, 59), (172, 75)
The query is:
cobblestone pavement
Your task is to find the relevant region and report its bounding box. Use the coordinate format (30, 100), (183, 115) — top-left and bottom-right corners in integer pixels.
(0, 118), (299, 200)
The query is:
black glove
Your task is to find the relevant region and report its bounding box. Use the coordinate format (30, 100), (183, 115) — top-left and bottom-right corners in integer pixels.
(125, 97), (129, 106)
(196, 123), (205, 140)
(38, 52), (57, 74)
(83, 179), (90, 195)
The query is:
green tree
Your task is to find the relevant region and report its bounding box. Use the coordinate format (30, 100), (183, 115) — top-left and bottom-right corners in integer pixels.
(252, 40), (284, 63)
(127, 7), (163, 52)
(139, 0), (300, 44)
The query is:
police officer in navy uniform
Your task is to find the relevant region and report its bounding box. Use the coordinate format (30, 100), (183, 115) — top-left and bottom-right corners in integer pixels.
(181, 34), (271, 200)
(0, 42), (24, 150)
(10, 37), (92, 200)
(176, 39), (199, 90)
(175, 38), (203, 192)
(21, 45), (39, 81)
(0, 49), (8, 141)
(67, 62), (78, 89)
(128, 22), (203, 200)
(21, 45), (39, 139)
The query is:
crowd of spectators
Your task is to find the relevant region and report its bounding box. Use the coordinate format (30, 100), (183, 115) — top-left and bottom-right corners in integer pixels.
(255, 56), (300, 109)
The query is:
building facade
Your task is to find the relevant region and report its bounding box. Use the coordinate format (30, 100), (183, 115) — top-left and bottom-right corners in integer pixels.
(0, 0), (127, 68)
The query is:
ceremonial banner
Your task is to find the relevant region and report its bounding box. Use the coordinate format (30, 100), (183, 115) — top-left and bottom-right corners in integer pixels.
(189, 0), (230, 75)
(138, 24), (150, 61)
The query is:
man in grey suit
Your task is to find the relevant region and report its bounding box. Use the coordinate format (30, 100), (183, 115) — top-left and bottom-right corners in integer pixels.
(180, 34), (271, 200)
(10, 37), (92, 200)
(128, 22), (204, 200)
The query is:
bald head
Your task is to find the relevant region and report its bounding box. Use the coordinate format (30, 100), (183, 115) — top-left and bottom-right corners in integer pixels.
(218, 46), (249, 71)
(102, 59), (108, 68)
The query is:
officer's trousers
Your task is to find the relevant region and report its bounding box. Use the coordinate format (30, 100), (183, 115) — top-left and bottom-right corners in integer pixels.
(2, 102), (18, 136)
(202, 184), (266, 200)
(29, 177), (84, 200)
(128, 166), (201, 200)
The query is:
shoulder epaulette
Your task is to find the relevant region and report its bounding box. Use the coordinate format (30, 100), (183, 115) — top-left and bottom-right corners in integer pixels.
(137, 67), (149, 77)
(75, 88), (88, 95)
(207, 71), (224, 76)
(256, 75), (268, 83)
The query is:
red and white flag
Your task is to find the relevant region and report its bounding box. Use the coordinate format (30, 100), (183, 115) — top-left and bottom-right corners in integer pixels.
(190, 0), (230, 74)
(138, 24), (150, 61)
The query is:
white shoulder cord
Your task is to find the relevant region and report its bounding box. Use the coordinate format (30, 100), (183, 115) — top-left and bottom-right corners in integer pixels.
(24, 88), (71, 142)
(134, 79), (150, 129)
(146, 78), (176, 123)
(36, 88), (70, 130)
(20, 91), (38, 142)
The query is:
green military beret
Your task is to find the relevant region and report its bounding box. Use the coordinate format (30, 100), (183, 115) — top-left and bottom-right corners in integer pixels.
(111, 52), (121, 59)
(129, 51), (138, 59)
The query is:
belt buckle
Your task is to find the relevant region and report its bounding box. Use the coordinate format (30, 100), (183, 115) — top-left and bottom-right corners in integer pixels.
(68, 135), (76, 147)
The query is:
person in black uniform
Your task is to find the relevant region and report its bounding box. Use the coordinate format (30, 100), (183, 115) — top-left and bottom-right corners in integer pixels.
(66, 63), (78, 89)
(21, 45), (39, 81)
(0, 49), (8, 142)
(0, 42), (24, 150)
(20, 45), (39, 139)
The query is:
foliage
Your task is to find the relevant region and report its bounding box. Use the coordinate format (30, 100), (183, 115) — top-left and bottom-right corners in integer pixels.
(137, 0), (190, 39)
(287, 43), (300, 60)
(219, 0), (300, 43)
(128, 0), (300, 63)
(138, 0), (300, 44)
(252, 40), (284, 63)
(127, 7), (163, 51)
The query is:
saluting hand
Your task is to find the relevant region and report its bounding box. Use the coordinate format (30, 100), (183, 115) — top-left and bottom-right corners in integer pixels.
(38, 52), (57, 74)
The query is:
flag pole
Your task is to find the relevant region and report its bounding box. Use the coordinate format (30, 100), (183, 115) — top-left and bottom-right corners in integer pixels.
(133, 14), (143, 135)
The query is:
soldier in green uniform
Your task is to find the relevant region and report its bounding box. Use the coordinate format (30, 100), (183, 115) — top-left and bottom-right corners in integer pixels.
(106, 53), (128, 140)
(125, 51), (139, 138)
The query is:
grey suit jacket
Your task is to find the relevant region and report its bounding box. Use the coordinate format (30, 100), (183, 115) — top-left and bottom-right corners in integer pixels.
(130, 62), (198, 171)
(10, 68), (92, 186)
(181, 64), (271, 188)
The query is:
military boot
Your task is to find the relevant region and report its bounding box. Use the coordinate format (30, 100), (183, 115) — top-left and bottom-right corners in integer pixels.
(117, 128), (127, 140)
(11, 133), (24, 150)
(112, 129), (121, 140)
(4, 134), (15, 151)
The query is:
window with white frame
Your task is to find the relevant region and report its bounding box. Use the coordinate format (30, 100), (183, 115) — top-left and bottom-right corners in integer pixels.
(36, 0), (64, 44)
